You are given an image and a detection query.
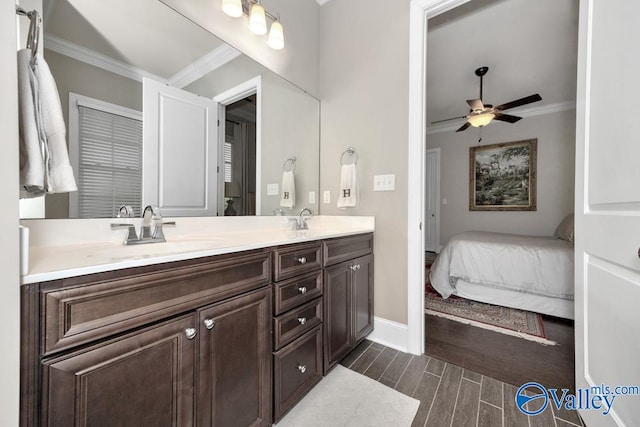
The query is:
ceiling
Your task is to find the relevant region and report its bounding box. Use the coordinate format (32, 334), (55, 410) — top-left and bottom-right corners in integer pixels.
(426, 0), (579, 127)
(44, 0), (225, 79)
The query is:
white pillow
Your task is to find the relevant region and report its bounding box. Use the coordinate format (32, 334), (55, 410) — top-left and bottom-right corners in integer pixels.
(554, 214), (574, 243)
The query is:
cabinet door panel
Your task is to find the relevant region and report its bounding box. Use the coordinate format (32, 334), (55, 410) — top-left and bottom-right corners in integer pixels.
(198, 287), (271, 426)
(41, 315), (196, 427)
(352, 254), (374, 343)
(323, 263), (352, 373)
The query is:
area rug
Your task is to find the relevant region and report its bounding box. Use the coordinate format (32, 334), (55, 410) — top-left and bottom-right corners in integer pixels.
(425, 265), (556, 345)
(275, 365), (419, 427)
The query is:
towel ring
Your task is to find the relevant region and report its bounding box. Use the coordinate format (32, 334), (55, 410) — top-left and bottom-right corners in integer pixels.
(283, 156), (296, 172)
(340, 147), (358, 166)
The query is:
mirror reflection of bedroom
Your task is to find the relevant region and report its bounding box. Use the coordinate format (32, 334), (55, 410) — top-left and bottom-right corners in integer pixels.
(424, 0), (578, 394)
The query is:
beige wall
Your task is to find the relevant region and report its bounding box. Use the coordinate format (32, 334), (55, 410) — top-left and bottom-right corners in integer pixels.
(319, 0), (410, 324)
(43, 49), (143, 218)
(160, 0), (320, 97)
(427, 109), (576, 245)
(2, 3), (23, 424)
(186, 55), (320, 216)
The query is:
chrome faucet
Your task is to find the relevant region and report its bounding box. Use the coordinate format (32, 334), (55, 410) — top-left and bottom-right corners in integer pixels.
(289, 208), (313, 230)
(116, 205), (135, 218)
(111, 205), (175, 245)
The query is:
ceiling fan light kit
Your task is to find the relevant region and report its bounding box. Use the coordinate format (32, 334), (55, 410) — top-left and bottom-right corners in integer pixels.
(433, 66), (542, 132)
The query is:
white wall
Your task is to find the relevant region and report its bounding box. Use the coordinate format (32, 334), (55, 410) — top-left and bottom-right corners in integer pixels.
(1, 2), (22, 424)
(319, 0), (410, 324)
(427, 109), (576, 245)
(160, 0), (320, 97)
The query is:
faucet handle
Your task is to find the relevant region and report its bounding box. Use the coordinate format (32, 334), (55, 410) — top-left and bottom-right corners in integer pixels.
(111, 223), (138, 244)
(153, 220), (176, 241)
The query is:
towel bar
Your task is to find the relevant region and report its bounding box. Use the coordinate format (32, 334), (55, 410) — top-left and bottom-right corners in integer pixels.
(340, 147), (358, 165)
(283, 157), (296, 172)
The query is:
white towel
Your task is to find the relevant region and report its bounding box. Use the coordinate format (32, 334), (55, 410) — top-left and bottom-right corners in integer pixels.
(337, 163), (359, 209)
(33, 52), (77, 193)
(280, 170), (295, 208)
(18, 49), (46, 198)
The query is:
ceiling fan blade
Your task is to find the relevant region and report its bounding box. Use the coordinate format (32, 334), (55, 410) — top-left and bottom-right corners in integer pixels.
(493, 113), (522, 123)
(455, 122), (471, 132)
(467, 99), (484, 111)
(494, 94), (542, 111)
(430, 115), (468, 125)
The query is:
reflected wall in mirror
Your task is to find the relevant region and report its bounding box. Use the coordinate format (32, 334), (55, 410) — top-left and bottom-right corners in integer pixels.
(31, 0), (319, 218)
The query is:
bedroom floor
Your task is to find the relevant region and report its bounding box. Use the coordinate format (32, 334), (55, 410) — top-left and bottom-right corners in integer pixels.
(342, 340), (584, 427)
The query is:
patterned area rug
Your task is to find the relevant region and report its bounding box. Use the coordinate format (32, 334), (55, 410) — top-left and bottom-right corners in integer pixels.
(425, 260), (556, 345)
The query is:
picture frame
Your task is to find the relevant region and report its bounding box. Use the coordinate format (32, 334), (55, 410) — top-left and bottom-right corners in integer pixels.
(469, 138), (537, 211)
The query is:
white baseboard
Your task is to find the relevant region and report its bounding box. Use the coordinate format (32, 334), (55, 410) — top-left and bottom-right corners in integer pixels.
(366, 317), (409, 353)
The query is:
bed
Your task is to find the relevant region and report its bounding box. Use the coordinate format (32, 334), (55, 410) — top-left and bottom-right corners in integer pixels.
(429, 230), (575, 319)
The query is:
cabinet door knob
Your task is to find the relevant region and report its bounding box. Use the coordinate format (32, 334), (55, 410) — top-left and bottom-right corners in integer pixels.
(297, 317), (307, 325)
(297, 256), (307, 264)
(298, 286), (307, 294)
(203, 318), (215, 330)
(185, 328), (197, 340)
(350, 265), (357, 271)
(297, 364), (307, 374)
(356, 264), (361, 270)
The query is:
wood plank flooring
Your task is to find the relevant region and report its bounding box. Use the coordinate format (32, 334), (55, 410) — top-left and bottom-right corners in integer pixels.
(342, 340), (584, 427)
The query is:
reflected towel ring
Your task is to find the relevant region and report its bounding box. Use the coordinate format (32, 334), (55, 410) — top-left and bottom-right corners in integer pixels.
(283, 156), (296, 172)
(340, 147), (358, 165)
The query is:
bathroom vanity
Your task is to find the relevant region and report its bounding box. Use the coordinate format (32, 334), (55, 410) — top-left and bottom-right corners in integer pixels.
(20, 216), (374, 426)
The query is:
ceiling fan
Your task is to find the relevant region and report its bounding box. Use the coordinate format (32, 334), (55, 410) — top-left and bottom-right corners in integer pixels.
(432, 66), (542, 132)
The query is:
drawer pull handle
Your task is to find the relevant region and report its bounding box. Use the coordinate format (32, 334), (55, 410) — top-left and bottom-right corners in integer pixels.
(185, 328), (197, 340)
(297, 317), (307, 325)
(203, 318), (215, 330)
(298, 286), (307, 294)
(297, 257), (307, 264)
(297, 364), (307, 374)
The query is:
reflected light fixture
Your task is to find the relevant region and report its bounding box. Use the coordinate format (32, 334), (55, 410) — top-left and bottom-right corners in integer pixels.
(222, 0), (243, 18)
(222, 0), (284, 50)
(467, 112), (495, 128)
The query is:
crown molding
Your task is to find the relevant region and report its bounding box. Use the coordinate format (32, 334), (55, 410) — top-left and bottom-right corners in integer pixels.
(44, 34), (167, 84)
(426, 100), (576, 135)
(168, 44), (241, 89)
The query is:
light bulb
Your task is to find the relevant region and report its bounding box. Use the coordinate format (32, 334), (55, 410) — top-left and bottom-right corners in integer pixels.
(268, 20), (284, 50)
(222, 0), (243, 18)
(468, 112), (495, 128)
(249, 2), (267, 35)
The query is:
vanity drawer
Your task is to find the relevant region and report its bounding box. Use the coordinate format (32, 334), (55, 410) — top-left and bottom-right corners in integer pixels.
(40, 249), (271, 356)
(323, 233), (373, 267)
(273, 325), (323, 422)
(273, 270), (323, 316)
(273, 242), (323, 281)
(273, 297), (322, 350)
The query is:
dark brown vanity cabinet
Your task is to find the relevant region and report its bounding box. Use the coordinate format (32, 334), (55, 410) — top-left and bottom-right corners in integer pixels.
(272, 242), (324, 422)
(22, 249), (272, 427)
(323, 234), (374, 374)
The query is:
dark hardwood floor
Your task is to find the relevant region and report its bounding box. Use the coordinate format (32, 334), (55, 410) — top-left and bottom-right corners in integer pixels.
(425, 313), (576, 392)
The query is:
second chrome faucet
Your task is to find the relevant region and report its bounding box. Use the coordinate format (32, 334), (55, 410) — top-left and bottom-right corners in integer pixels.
(111, 205), (175, 245)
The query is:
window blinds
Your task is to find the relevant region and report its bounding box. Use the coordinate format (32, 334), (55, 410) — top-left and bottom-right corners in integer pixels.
(77, 106), (142, 218)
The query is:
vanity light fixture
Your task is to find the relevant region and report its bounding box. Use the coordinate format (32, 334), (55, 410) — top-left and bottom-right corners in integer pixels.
(222, 0), (284, 50)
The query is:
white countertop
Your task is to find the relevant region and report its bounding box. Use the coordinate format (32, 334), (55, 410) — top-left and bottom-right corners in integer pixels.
(21, 216), (374, 284)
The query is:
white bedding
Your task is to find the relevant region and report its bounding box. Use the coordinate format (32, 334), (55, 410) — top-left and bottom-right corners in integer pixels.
(430, 231), (574, 308)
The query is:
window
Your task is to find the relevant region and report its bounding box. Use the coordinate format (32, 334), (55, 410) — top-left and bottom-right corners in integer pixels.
(69, 94), (142, 218)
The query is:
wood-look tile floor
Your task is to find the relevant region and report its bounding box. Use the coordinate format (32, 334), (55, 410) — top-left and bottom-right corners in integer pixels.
(341, 340), (584, 427)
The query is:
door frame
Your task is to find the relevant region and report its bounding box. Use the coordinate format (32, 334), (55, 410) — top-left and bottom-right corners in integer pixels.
(407, 0), (472, 355)
(425, 147), (441, 253)
(213, 76), (262, 215)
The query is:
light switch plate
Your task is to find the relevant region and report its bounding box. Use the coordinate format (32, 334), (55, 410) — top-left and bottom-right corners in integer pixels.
(373, 174), (396, 191)
(267, 183), (279, 196)
(323, 190), (331, 204)
(309, 191), (316, 204)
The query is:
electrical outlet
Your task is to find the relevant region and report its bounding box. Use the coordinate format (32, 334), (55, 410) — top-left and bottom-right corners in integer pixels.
(309, 191), (316, 204)
(373, 174), (396, 191)
(267, 183), (279, 196)
(323, 190), (331, 204)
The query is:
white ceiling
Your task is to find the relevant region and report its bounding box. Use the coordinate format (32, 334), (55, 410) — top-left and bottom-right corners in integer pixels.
(45, 0), (225, 79)
(426, 0), (579, 125)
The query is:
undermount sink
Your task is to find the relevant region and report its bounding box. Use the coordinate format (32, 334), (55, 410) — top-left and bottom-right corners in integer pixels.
(86, 239), (225, 261)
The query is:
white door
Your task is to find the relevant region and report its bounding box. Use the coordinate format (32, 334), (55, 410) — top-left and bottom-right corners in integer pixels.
(143, 78), (218, 216)
(575, 1), (640, 425)
(425, 148), (440, 252)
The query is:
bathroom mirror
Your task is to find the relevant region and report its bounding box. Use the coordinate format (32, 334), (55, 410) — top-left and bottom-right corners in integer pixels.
(31, 0), (319, 218)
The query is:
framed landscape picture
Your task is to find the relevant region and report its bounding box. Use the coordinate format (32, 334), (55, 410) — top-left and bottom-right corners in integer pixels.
(469, 139), (537, 211)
